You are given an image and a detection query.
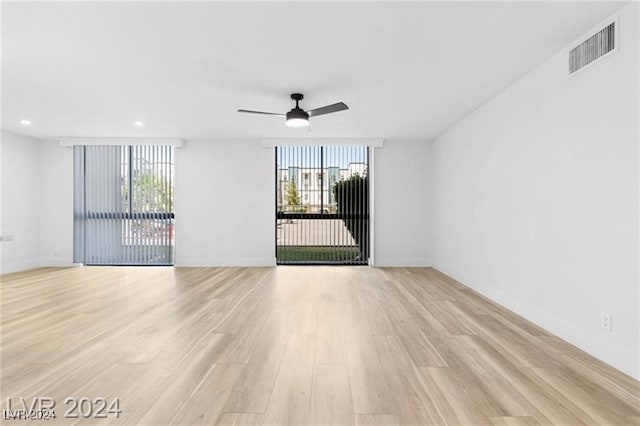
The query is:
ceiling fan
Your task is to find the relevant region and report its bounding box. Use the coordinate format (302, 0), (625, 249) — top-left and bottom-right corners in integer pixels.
(238, 93), (348, 128)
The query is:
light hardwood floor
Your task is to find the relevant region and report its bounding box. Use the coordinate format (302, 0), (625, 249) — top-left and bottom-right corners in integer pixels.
(1, 266), (639, 425)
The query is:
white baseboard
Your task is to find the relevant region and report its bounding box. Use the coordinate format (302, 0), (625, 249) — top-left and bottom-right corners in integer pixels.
(430, 260), (640, 381)
(372, 258), (432, 267)
(0, 259), (42, 275)
(174, 257), (276, 267)
(40, 258), (75, 268)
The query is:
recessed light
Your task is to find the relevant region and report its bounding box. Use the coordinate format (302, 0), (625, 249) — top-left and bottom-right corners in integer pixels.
(20, 119), (31, 126)
(134, 121), (144, 127)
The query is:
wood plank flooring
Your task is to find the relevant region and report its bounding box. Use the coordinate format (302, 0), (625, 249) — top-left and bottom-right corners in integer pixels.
(1, 266), (639, 425)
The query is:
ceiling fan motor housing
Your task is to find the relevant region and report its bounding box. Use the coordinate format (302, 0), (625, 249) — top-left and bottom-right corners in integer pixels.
(286, 107), (309, 121)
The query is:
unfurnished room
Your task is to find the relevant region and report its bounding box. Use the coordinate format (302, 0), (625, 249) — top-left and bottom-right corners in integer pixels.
(1, 1), (639, 425)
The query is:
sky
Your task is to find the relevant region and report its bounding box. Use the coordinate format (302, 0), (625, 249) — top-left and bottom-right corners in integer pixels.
(276, 146), (368, 169)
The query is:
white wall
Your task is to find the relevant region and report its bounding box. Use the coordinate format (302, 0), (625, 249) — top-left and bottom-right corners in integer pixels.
(174, 138), (430, 267)
(373, 139), (430, 266)
(429, 3), (639, 379)
(174, 139), (275, 266)
(1, 131), (41, 273)
(0, 134), (430, 271)
(39, 140), (74, 267)
(0, 134), (74, 273)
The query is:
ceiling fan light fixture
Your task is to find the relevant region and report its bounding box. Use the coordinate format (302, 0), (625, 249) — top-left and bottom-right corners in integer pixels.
(285, 108), (310, 127)
(286, 117), (309, 128)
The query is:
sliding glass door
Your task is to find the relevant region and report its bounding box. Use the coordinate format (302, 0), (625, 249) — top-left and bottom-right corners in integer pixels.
(276, 145), (369, 265)
(74, 145), (174, 265)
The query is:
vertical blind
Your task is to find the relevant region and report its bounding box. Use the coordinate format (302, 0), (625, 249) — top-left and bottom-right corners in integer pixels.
(275, 145), (369, 265)
(74, 145), (175, 265)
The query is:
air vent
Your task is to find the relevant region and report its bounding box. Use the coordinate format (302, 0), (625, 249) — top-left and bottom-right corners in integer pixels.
(569, 21), (616, 74)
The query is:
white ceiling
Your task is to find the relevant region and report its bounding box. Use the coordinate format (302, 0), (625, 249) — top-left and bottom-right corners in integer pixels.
(2, 1), (626, 140)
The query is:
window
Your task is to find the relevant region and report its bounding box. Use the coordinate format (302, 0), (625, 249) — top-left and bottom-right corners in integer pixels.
(275, 145), (370, 265)
(74, 145), (174, 265)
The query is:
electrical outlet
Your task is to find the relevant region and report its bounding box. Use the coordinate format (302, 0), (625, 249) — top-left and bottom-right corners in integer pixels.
(602, 312), (612, 332)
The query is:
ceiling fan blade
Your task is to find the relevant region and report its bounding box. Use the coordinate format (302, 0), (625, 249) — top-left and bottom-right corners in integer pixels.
(307, 102), (349, 117)
(238, 109), (285, 116)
